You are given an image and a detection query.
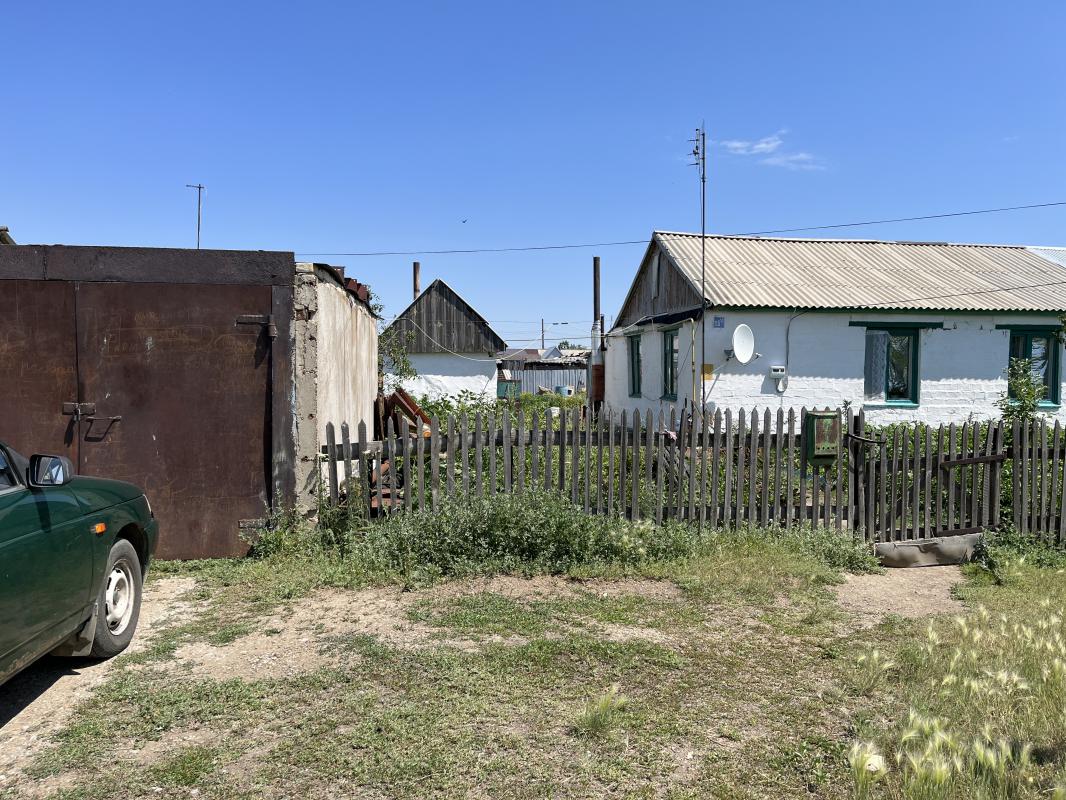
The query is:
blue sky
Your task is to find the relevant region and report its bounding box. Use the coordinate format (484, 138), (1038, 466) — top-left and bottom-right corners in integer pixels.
(3, 1), (1065, 348)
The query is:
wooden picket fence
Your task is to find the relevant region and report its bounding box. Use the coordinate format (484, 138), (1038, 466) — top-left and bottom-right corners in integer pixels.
(322, 409), (1066, 545)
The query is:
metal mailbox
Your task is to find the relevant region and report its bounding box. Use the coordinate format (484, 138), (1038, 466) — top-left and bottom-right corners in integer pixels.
(804, 410), (840, 462)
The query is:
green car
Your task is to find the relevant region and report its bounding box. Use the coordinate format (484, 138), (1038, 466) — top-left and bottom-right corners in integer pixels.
(0, 441), (159, 686)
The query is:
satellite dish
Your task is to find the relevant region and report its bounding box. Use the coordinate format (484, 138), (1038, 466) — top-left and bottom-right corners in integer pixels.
(731, 324), (756, 365)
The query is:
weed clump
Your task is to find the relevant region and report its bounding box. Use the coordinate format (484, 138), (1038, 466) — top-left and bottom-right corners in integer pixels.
(572, 684), (628, 739)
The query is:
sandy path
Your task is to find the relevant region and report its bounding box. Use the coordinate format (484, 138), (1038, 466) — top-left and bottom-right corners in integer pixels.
(833, 565), (964, 628)
(0, 576), (198, 788)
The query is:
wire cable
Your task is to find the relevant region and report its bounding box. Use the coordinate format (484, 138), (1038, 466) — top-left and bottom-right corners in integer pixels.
(295, 201), (1066, 257)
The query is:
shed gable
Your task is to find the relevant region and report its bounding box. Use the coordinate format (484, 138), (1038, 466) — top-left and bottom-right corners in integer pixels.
(386, 278), (507, 355)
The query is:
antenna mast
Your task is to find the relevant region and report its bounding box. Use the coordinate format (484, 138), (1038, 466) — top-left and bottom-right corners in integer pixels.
(689, 125), (707, 413)
(186, 183), (205, 249)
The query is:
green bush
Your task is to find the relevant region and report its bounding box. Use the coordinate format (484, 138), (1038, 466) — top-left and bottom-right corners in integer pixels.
(250, 491), (878, 585)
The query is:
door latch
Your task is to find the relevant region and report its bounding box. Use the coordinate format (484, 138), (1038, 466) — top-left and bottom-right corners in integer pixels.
(62, 402), (97, 421)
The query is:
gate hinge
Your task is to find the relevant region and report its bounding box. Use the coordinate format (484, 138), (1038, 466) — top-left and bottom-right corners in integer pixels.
(235, 314), (277, 339)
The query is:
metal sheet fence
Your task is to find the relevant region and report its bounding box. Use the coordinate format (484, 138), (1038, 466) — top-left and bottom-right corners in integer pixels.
(323, 409), (1063, 545)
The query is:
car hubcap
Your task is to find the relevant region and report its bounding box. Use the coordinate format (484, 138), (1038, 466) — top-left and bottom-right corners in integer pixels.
(105, 559), (135, 635)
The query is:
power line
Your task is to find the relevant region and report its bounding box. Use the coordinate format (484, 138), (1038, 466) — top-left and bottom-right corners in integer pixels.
(294, 201), (1066, 258)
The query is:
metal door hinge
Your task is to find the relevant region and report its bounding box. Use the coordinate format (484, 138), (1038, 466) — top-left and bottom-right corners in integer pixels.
(235, 314), (277, 339)
(63, 402), (97, 420)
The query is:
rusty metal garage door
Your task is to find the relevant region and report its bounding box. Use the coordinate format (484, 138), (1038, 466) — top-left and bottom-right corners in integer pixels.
(75, 283), (275, 559)
(0, 281), (79, 460)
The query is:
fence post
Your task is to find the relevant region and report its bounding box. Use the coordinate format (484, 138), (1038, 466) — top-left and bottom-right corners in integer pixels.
(358, 421), (371, 519)
(326, 422), (339, 506)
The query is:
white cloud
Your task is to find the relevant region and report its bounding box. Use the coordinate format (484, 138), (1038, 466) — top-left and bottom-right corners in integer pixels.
(760, 151), (825, 171)
(715, 129), (825, 171)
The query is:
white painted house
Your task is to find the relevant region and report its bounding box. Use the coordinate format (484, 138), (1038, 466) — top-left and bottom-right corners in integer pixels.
(606, 232), (1066, 425)
(384, 278), (507, 400)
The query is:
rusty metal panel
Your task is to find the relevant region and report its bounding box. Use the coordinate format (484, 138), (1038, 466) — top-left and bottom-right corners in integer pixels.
(76, 282), (275, 559)
(0, 280), (79, 459)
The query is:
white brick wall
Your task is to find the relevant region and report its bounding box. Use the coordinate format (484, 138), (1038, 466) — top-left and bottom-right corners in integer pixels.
(605, 311), (1066, 426)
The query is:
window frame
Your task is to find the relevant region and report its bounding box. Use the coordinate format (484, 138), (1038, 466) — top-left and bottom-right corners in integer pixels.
(1003, 326), (1061, 407)
(862, 325), (921, 407)
(626, 334), (642, 398)
(661, 326), (679, 401)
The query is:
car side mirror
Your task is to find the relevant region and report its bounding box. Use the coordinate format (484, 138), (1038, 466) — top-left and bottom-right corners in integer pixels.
(29, 454), (75, 488)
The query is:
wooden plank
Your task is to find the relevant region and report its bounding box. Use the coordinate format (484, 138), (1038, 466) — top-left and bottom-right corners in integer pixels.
(762, 408), (772, 526)
(445, 414), (456, 500)
(429, 417), (440, 511)
(503, 411), (513, 494)
(607, 410), (616, 516)
(923, 425), (931, 537)
(853, 411), (865, 539)
(646, 410), (655, 520)
(1020, 419), (1030, 534)
(400, 419), (413, 512)
(911, 425), (921, 539)
(1011, 420), (1021, 531)
(866, 453), (876, 542)
(834, 409), (844, 532)
(934, 425), (944, 534)
(724, 408), (734, 528)
(459, 413), (470, 497)
(543, 408), (553, 494)
(571, 408), (581, 506)
(583, 409), (591, 512)
(711, 410), (722, 527)
(517, 407), (526, 495)
(1053, 421), (1063, 537)
(414, 421), (425, 510)
(959, 421), (971, 531)
(946, 424), (957, 533)
(981, 421), (995, 529)
(341, 422), (354, 503)
(748, 409), (759, 525)
(889, 428), (901, 540)
(631, 412), (641, 520)
(529, 410), (539, 488)
(474, 412), (484, 498)
(487, 414), (497, 497)
(558, 407), (567, 495)
(358, 421), (371, 518)
(700, 409), (709, 524)
(596, 411), (604, 515)
(1057, 422), (1066, 545)
(619, 409), (628, 515)
(971, 423), (984, 531)
(386, 418), (398, 514)
(655, 410), (665, 525)
(326, 422), (339, 506)
(774, 408), (784, 525)
(735, 409), (746, 526)
(1041, 418), (1050, 534)
(689, 409), (699, 522)
(798, 408), (808, 526)
(784, 409), (794, 530)
(990, 421), (1003, 529)
(876, 421), (886, 541)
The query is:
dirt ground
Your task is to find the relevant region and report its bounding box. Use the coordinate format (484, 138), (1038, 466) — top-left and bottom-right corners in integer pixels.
(0, 577), (201, 788)
(833, 565), (964, 627)
(0, 567), (966, 795)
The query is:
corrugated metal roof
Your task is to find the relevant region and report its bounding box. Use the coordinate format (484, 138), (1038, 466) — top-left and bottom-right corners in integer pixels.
(655, 232), (1066, 312)
(1027, 246), (1066, 270)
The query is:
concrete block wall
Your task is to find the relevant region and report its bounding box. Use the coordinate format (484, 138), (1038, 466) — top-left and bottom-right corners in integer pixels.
(605, 311), (1066, 426)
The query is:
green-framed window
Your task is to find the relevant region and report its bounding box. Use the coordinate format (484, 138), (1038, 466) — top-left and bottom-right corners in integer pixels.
(627, 334), (642, 398)
(1008, 329), (1061, 405)
(863, 327), (920, 405)
(661, 327), (679, 400)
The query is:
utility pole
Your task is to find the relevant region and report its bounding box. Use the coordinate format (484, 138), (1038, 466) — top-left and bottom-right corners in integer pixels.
(185, 183), (205, 249)
(590, 256), (604, 415)
(541, 318), (546, 350)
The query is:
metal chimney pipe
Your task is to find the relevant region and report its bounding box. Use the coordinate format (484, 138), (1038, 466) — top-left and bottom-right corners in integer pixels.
(590, 256), (604, 414)
(413, 261), (421, 301)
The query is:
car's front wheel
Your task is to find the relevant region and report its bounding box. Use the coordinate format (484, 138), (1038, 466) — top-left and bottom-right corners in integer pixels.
(91, 539), (143, 658)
